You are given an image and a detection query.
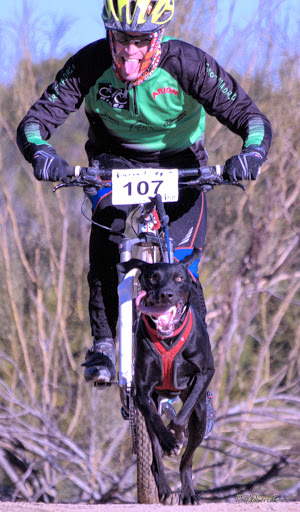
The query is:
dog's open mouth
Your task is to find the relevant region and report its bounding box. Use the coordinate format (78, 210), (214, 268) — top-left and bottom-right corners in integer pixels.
(136, 291), (185, 337)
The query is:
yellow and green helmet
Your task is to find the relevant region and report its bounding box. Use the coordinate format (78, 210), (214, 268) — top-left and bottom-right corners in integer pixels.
(102, 0), (175, 32)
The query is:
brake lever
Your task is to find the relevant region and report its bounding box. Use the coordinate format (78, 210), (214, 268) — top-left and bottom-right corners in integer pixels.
(53, 180), (86, 193)
(53, 176), (112, 193)
(223, 180), (246, 191)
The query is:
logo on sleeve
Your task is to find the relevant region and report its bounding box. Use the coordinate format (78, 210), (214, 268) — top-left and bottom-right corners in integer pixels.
(97, 84), (129, 109)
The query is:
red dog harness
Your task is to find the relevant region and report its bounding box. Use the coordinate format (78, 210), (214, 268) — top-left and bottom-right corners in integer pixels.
(142, 309), (193, 392)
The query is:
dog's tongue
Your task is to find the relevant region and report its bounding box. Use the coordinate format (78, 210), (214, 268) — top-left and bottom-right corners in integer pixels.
(136, 290), (147, 309)
(136, 291), (173, 317)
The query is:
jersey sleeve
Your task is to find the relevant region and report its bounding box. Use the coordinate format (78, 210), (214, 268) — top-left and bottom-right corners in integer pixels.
(16, 52), (87, 162)
(195, 52), (272, 156)
(164, 40), (272, 158)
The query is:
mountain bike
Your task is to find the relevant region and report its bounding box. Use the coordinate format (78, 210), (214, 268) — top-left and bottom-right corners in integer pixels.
(54, 165), (244, 503)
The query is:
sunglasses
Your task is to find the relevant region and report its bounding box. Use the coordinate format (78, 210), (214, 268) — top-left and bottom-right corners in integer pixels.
(112, 31), (155, 48)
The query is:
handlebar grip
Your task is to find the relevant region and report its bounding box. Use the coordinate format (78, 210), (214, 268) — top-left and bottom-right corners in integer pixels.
(199, 165), (224, 178)
(66, 166), (81, 177)
(177, 165), (224, 179)
(65, 166), (113, 180)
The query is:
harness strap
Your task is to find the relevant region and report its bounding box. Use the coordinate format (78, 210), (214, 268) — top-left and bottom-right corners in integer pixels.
(142, 309), (193, 391)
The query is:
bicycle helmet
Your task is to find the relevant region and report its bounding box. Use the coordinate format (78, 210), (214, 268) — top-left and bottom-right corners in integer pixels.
(102, 0), (174, 32)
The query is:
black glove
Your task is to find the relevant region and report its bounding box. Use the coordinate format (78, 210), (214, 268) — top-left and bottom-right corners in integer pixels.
(224, 145), (266, 181)
(32, 146), (69, 182)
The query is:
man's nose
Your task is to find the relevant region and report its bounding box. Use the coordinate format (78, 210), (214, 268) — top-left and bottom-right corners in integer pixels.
(125, 42), (139, 54)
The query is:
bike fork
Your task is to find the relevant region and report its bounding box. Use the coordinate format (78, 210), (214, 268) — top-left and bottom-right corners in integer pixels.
(117, 235), (159, 391)
(118, 239), (135, 395)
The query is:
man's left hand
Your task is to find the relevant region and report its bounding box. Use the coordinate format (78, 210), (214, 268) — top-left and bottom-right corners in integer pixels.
(224, 145), (266, 181)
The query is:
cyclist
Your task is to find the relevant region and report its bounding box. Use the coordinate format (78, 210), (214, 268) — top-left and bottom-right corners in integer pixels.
(17, 0), (272, 384)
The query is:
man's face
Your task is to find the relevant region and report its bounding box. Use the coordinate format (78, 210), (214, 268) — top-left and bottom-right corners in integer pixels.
(112, 31), (154, 81)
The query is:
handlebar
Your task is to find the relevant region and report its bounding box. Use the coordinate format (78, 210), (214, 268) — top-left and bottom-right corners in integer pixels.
(65, 165), (224, 179)
(53, 165), (245, 192)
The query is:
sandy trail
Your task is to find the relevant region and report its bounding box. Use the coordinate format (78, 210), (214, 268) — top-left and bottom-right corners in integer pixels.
(1, 501), (299, 512)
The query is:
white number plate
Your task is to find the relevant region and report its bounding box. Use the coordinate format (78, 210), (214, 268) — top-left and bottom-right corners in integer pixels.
(112, 168), (178, 205)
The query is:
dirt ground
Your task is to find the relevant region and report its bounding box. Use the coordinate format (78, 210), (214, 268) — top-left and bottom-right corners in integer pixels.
(1, 502), (299, 512)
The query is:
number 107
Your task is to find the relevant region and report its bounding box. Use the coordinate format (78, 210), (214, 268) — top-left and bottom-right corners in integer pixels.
(123, 180), (163, 196)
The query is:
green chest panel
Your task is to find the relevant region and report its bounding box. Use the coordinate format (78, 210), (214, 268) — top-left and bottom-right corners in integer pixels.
(85, 67), (205, 153)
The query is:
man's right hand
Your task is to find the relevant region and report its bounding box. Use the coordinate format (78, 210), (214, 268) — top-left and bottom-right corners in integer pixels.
(32, 146), (69, 182)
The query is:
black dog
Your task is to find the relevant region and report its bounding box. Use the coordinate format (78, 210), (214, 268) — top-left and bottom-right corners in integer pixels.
(118, 249), (214, 505)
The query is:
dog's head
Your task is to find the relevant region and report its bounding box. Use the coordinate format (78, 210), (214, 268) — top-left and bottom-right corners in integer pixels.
(117, 249), (200, 337)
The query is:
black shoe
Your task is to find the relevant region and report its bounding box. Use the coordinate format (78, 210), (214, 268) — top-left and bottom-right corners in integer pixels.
(82, 338), (116, 384)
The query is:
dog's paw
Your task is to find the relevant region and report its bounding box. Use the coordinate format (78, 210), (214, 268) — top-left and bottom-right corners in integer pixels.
(160, 430), (182, 457)
(167, 428), (183, 456)
(168, 424), (184, 444)
(160, 492), (179, 505)
(166, 443), (183, 457)
(179, 492), (200, 505)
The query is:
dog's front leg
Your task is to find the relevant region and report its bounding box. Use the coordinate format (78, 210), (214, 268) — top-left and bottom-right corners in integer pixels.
(168, 369), (214, 437)
(135, 388), (181, 457)
(146, 422), (179, 504)
(178, 398), (207, 505)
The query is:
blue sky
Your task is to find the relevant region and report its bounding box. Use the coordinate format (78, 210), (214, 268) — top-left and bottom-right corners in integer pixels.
(0, 0), (104, 82)
(0, 0), (297, 84)
(1, 0), (104, 46)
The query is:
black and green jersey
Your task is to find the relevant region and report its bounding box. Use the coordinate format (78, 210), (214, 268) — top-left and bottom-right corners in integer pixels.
(17, 36), (272, 164)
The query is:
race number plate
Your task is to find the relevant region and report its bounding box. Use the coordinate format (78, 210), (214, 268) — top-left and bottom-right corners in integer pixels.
(112, 168), (178, 205)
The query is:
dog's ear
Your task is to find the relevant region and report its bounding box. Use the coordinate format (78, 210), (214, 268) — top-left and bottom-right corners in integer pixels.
(117, 258), (151, 274)
(179, 248), (201, 268)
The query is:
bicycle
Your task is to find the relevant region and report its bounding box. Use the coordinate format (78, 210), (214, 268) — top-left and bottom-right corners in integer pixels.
(54, 165), (244, 503)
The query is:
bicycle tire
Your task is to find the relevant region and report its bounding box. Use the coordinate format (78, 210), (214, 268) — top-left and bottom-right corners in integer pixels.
(131, 259), (158, 504)
(136, 407), (158, 504)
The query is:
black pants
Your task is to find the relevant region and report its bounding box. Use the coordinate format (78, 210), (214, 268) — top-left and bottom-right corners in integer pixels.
(88, 154), (208, 340)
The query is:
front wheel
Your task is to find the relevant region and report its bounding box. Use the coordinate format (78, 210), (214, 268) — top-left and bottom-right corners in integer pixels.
(135, 407), (158, 504)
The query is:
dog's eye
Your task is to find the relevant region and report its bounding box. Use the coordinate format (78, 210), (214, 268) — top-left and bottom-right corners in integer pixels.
(175, 276), (183, 282)
(148, 275), (156, 282)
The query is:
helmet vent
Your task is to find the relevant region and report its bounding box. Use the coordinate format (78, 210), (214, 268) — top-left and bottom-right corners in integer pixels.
(147, 2), (155, 16)
(130, 0), (136, 17)
(113, 0), (119, 15)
